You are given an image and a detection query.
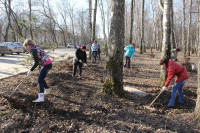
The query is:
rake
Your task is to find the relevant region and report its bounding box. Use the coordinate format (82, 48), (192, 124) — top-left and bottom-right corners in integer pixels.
(0, 76), (28, 103)
(144, 89), (164, 111)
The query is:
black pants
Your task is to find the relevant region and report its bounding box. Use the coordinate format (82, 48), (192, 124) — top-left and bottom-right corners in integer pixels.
(38, 63), (52, 93)
(124, 56), (131, 68)
(73, 61), (83, 76)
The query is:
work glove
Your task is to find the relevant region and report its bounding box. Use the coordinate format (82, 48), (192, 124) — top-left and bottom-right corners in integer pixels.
(79, 60), (82, 63)
(27, 70), (32, 76)
(83, 63), (87, 67)
(162, 86), (167, 91)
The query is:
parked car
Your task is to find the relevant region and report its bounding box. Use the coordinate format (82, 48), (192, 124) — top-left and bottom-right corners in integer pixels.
(2, 42), (24, 54)
(67, 43), (74, 48)
(0, 43), (9, 56)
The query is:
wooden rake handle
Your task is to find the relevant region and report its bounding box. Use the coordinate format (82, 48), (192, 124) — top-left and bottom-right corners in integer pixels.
(148, 89), (164, 107)
(0, 76), (28, 103)
(8, 76), (28, 97)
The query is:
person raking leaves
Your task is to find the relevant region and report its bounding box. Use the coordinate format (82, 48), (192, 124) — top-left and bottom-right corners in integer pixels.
(23, 39), (52, 102)
(160, 58), (189, 109)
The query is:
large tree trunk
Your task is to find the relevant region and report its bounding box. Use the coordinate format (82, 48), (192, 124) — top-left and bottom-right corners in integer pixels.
(91, 0), (98, 43)
(102, 0), (125, 97)
(186, 0), (192, 57)
(194, 1), (200, 120)
(170, 0), (176, 49)
(129, 0), (135, 44)
(140, 0), (145, 54)
(160, 0), (171, 85)
(90, 0), (98, 59)
(182, 0), (186, 57)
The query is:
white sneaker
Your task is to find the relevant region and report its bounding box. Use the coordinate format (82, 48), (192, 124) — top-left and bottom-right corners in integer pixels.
(44, 88), (51, 95)
(33, 93), (44, 102)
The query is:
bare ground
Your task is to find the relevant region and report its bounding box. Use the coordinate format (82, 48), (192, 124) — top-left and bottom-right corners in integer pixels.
(0, 49), (199, 133)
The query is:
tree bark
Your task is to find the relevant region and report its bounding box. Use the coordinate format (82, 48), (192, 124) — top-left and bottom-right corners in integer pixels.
(170, 0), (176, 49)
(182, 0), (186, 57)
(91, 0), (98, 43)
(129, 0), (135, 44)
(186, 0), (192, 57)
(102, 0), (125, 97)
(89, 0), (92, 59)
(160, 0), (171, 86)
(140, 0), (145, 54)
(28, 0), (33, 40)
(194, 0), (200, 120)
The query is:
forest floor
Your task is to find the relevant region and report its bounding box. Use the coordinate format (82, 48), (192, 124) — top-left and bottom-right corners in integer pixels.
(0, 48), (200, 133)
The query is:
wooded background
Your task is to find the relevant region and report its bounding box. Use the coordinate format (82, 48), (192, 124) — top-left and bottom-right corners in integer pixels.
(0, 0), (200, 120)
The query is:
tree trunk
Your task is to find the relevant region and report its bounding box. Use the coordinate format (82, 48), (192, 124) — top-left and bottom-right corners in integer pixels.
(89, 0), (92, 59)
(129, 0), (135, 44)
(170, 0), (176, 49)
(91, 0), (98, 43)
(28, 0), (33, 40)
(102, 0), (125, 97)
(4, 0), (12, 42)
(182, 0), (186, 57)
(186, 0), (192, 57)
(160, 0), (171, 86)
(140, 0), (145, 54)
(99, 0), (108, 55)
(194, 1), (200, 120)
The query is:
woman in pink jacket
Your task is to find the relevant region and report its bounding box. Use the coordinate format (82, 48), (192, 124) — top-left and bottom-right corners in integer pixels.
(160, 58), (189, 109)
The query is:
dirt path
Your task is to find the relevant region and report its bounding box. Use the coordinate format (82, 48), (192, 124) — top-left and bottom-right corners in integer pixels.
(0, 49), (199, 132)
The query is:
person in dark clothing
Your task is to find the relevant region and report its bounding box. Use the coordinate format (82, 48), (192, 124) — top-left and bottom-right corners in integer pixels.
(23, 39), (52, 102)
(97, 45), (101, 60)
(73, 45), (87, 77)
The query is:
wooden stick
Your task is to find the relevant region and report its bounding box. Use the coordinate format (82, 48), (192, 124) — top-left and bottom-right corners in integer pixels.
(148, 89), (164, 107)
(0, 76), (28, 103)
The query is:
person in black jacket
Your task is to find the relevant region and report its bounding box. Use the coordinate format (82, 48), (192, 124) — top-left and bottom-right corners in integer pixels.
(72, 45), (87, 77)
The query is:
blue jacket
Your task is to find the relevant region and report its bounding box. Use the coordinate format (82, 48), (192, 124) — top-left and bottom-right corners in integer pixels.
(91, 43), (99, 51)
(124, 45), (135, 58)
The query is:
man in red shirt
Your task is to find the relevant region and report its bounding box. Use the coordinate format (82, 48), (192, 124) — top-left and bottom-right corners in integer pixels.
(160, 58), (189, 109)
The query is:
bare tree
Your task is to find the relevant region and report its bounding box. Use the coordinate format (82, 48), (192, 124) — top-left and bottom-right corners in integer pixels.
(99, 0), (108, 55)
(170, 0), (176, 49)
(1, 0), (15, 41)
(28, 0), (33, 40)
(182, 0), (186, 57)
(65, 0), (76, 44)
(89, 0), (92, 58)
(102, 0), (125, 96)
(129, 0), (135, 44)
(140, 0), (144, 54)
(159, 0), (171, 85)
(194, 0), (200, 120)
(186, 0), (192, 57)
(91, 0), (98, 42)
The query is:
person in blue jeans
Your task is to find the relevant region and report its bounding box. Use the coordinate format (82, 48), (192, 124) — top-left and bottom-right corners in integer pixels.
(91, 40), (99, 63)
(123, 43), (135, 71)
(160, 58), (189, 109)
(23, 39), (52, 102)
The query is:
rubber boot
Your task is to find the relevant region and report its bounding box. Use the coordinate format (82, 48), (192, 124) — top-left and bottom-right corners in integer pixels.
(33, 93), (44, 102)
